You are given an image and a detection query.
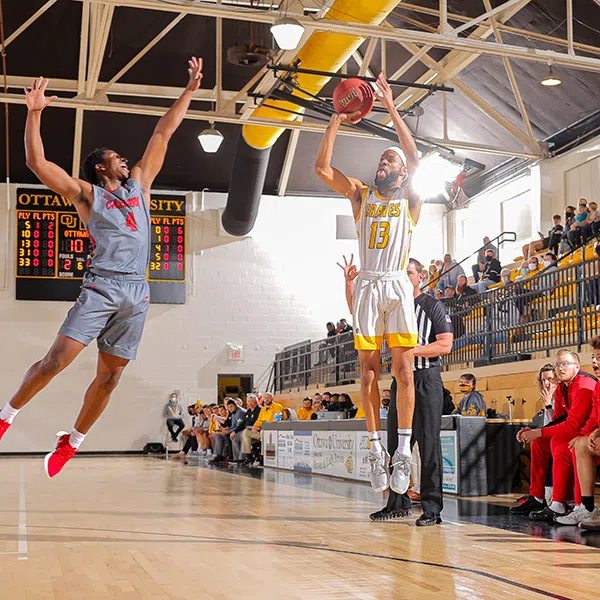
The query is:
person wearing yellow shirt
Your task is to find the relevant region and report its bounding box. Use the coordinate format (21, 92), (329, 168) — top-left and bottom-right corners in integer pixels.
(296, 398), (315, 421)
(241, 393), (285, 464)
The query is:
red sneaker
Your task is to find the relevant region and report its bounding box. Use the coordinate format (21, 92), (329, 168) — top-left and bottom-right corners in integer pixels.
(44, 431), (77, 478)
(0, 418), (10, 441)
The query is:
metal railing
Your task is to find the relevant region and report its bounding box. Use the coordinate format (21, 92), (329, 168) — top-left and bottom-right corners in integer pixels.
(272, 249), (600, 392)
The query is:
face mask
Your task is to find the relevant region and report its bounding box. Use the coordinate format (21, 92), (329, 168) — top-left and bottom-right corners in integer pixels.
(486, 256), (493, 262)
(543, 259), (552, 268)
(502, 276), (510, 284)
(529, 262), (537, 271)
(521, 268), (529, 276)
(566, 211), (573, 217)
(459, 384), (472, 393)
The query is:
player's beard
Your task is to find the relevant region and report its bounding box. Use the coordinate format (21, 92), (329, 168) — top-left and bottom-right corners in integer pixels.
(374, 170), (400, 189)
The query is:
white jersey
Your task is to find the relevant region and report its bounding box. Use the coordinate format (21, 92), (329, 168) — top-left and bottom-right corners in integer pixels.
(355, 185), (415, 274)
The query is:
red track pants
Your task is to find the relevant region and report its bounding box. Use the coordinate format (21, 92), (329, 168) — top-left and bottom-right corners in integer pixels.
(529, 436), (574, 504)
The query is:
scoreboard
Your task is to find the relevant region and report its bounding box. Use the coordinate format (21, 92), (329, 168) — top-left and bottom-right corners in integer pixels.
(15, 187), (187, 304)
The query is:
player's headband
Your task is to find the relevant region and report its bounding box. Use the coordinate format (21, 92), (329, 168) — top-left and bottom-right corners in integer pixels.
(383, 146), (407, 167)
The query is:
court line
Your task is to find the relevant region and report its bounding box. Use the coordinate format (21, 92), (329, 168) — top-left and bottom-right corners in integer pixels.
(12, 523), (571, 599)
(18, 463), (28, 560)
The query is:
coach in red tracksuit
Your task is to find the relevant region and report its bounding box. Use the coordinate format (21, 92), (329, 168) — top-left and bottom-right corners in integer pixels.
(510, 349), (596, 522)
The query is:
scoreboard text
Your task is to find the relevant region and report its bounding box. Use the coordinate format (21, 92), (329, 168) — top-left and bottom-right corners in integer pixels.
(15, 188), (187, 303)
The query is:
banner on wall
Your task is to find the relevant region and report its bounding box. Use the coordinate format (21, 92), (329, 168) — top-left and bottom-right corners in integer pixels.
(293, 430), (312, 473)
(356, 430), (388, 481)
(441, 430), (458, 494)
(277, 430), (295, 470)
(311, 431), (355, 478)
(263, 430), (277, 468)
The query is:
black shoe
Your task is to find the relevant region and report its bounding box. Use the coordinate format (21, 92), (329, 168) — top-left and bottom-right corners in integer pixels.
(211, 455), (226, 463)
(416, 511), (442, 527)
(529, 505), (565, 522)
(369, 507), (412, 522)
(510, 496), (545, 515)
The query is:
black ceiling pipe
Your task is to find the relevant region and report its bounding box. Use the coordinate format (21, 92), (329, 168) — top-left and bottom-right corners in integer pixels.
(221, 134), (271, 237)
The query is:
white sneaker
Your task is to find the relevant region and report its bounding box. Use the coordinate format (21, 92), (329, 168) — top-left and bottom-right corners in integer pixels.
(368, 449), (390, 492)
(555, 504), (594, 525)
(389, 450), (412, 495)
(580, 507), (600, 530)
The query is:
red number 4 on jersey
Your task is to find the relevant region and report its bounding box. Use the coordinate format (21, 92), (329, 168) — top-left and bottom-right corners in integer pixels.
(125, 213), (138, 232)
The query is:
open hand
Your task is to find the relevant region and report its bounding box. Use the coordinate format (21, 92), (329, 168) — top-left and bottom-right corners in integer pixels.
(337, 254), (359, 282)
(186, 57), (203, 92)
(516, 426), (531, 442)
(375, 72), (394, 110)
(24, 77), (57, 112)
(332, 111), (362, 126)
(568, 436), (581, 450)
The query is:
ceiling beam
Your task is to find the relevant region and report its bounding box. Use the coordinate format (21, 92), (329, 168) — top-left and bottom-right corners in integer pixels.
(357, 38), (378, 77)
(85, 4), (114, 98)
(3, 76), (242, 102)
(481, 0), (540, 151)
(0, 90), (542, 160)
(72, 0), (90, 177)
(451, 0), (525, 36)
(4, 0), (59, 48)
(394, 2), (600, 56)
(278, 120), (302, 196)
(95, 13), (186, 98)
(73, 0), (600, 73)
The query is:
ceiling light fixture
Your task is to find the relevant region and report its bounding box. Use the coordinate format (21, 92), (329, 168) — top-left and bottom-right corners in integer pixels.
(198, 122), (224, 153)
(271, 16), (304, 50)
(541, 63), (561, 87)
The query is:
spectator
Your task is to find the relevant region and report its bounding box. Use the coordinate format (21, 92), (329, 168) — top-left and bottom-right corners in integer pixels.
(297, 397), (315, 420)
(444, 285), (455, 299)
(473, 249), (501, 293)
(321, 391), (332, 408)
(524, 214), (563, 260)
(437, 253), (465, 290)
(510, 349), (596, 522)
(455, 275), (477, 302)
(533, 364), (556, 428)
(567, 204), (589, 250)
(434, 289), (444, 300)
(582, 201), (600, 242)
(500, 268), (512, 285)
(196, 406), (213, 456)
(241, 393), (285, 464)
(233, 394), (260, 462)
(338, 318), (353, 334)
(528, 255), (541, 276)
(542, 251), (558, 273)
(515, 260), (530, 281)
(558, 337), (600, 527)
(178, 405), (201, 457)
(312, 393), (322, 406)
(310, 399), (326, 420)
(453, 374), (486, 416)
(327, 393), (342, 411)
(381, 389), (391, 410)
(164, 393), (185, 442)
(212, 399), (247, 463)
(472, 236), (498, 283)
(559, 205), (577, 253)
(326, 322), (337, 338)
(339, 393), (357, 418)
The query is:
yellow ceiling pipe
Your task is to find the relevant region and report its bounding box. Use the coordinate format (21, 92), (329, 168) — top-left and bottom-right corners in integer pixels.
(242, 0), (400, 150)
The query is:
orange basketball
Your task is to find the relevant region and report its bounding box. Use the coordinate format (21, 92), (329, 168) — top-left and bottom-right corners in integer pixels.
(332, 78), (374, 120)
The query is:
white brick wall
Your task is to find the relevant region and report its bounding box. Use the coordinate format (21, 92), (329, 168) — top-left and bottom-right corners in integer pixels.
(0, 186), (443, 451)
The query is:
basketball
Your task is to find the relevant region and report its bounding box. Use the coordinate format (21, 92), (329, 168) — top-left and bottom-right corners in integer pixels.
(332, 78), (374, 120)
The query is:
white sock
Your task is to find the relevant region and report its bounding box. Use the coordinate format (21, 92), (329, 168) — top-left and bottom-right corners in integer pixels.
(0, 403), (20, 424)
(368, 432), (382, 454)
(397, 428), (412, 456)
(534, 496), (545, 504)
(69, 429), (86, 450)
(550, 501), (565, 514)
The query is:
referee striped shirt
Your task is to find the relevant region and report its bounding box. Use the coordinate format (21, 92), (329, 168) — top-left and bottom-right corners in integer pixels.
(414, 293), (453, 370)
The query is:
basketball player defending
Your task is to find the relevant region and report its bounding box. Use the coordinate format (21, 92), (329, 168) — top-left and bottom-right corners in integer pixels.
(315, 73), (422, 493)
(0, 58), (203, 477)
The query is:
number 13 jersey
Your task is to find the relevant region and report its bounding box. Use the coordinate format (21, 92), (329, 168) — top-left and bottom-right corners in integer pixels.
(355, 185), (415, 274)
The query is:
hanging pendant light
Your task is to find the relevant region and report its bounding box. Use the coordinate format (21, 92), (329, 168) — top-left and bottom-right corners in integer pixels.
(541, 63), (561, 87)
(271, 17), (304, 50)
(198, 122), (224, 153)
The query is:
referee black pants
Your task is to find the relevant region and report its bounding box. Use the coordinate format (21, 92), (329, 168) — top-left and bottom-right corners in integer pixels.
(386, 367), (444, 515)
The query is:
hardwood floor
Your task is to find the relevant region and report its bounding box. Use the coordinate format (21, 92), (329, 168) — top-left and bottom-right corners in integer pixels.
(0, 456), (596, 599)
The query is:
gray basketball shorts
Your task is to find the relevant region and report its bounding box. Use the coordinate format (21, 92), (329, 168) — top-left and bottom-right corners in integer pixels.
(59, 271), (150, 360)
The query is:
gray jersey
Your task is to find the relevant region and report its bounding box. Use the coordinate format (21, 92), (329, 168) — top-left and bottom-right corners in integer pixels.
(88, 179), (150, 276)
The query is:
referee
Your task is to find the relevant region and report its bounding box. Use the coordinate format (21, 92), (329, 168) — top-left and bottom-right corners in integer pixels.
(369, 258), (453, 526)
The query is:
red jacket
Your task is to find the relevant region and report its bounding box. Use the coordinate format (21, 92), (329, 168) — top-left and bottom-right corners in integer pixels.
(541, 371), (596, 440)
(581, 380), (600, 437)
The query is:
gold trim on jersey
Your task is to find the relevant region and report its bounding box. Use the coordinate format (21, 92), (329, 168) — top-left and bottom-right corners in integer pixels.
(354, 186), (369, 224)
(354, 334), (384, 351)
(386, 332), (418, 348)
(406, 197), (418, 228)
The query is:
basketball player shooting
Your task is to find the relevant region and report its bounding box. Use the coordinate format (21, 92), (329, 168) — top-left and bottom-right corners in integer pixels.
(315, 73), (422, 494)
(0, 57), (203, 477)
